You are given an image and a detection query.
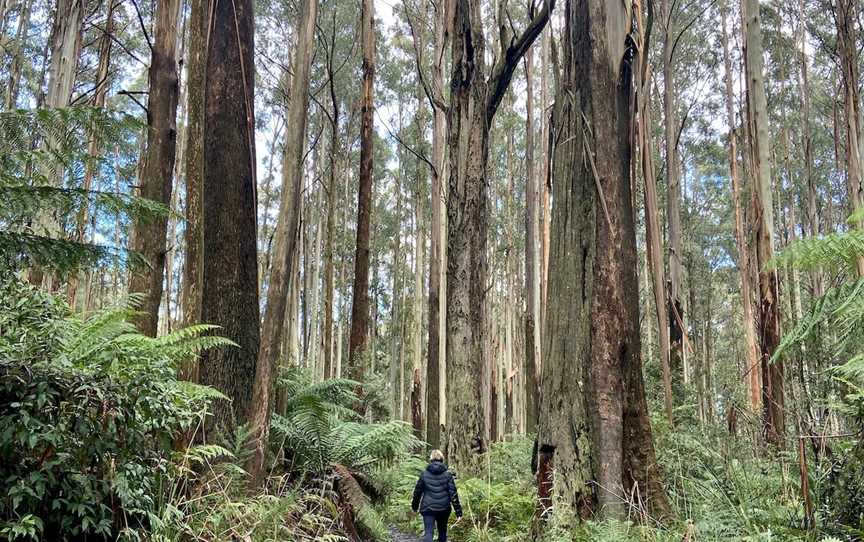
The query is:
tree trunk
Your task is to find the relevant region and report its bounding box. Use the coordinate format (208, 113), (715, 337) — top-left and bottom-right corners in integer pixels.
(66, 0), (116, 308)
(45, 0), (84, 109)
(524, 47), (541, 435)
(347, 0), (376, 388)
(198, 0), (259, 433)
(425, 0), (448, 450)
(721, 0), (761, 413)
(3, 0), (33, 109)
(634, 3), (673, 425)
(322, 45), (341, 381)
(247, 0), (319, 482)
(743, 0), (785, 447)
(834, 0), (864, 276)
(444, 0), (551, 469)
(537, 0), (668, 520)
(128, 0), (182, 336)
(179, 0), (208, 349)
(662, 0), (686, 390)
(411, 87), (427, 441)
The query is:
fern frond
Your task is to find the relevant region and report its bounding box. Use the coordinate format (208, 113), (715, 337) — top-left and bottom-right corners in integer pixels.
(769, 229), (864, 272)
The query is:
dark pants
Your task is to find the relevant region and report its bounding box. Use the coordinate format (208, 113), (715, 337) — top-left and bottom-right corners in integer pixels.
(422, 510), (450, 542)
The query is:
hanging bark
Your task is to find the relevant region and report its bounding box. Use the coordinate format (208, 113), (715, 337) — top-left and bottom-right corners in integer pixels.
(721, 0), (761, 413)
(347, 0), (376, 388)
(743, 0), (785, 447)
(536, 0), (669, 520)
(197, 0), (260, 433)
(524, 48), (541, 434)
(128, 0), (182, 336)
(444, 0), (552, 468)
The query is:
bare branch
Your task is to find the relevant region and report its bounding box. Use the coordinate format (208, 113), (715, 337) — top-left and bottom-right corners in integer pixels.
(486, 0), (555, 122)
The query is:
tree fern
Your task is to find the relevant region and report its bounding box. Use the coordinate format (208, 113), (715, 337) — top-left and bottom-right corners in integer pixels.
(0, 106), (166, 276)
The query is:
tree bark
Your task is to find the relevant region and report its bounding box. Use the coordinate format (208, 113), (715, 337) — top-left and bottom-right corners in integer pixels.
(198, 0), (260, 433)
(524, 47), (541, 435)
(661, 0), (686, 390)
(424, 0), (448, 450)
(45, 0), (84, 109)
(347, 0), (376, 388)
(634, 1), (673, 425)
(537, 0), (668, 520)
(444, 0), (552, 469)
(721, 0), (761, 413)
(743, 0), (785, 447)
(834, 0), (864, 276)
(248, 0), (319, 482)
(128, 0), (182, 336)
(179, 0), (208, 349)
(3, 0), (33, 109)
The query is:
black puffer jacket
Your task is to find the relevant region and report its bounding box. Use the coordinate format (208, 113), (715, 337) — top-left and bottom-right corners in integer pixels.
(411, 460), (462, 516)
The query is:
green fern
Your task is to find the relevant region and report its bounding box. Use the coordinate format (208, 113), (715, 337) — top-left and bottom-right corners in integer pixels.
(0, 106), (166, 276)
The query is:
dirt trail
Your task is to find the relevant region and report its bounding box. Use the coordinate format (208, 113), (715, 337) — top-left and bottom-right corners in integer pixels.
(388, 526), (422, 542)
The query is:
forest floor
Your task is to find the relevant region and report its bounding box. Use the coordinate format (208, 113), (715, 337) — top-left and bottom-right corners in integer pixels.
(388, 526), (422, 542)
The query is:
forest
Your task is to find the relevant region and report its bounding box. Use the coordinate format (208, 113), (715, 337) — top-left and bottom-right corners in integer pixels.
(2, 0), (864, 539)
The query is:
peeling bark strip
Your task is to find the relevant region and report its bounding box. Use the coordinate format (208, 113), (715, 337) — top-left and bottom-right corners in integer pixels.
(198, 0), (260, 432)
(444, 0), (553, 469)
(128, 0), (182, 336)
(537, 0), (668, 522)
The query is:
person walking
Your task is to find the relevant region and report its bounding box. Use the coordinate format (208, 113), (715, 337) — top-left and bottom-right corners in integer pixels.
(411, 449), (463, 542)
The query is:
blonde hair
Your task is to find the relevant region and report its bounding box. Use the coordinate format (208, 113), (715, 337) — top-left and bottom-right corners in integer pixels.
(429, 449), (444, 462)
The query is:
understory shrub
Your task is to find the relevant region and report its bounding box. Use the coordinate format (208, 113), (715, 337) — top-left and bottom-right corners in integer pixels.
(0, 279), (225, 541)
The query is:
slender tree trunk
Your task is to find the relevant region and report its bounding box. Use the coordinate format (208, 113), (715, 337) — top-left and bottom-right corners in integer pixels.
(743, 0), (785, 447)
(662, 0), (686, 390)
(198, 0), (259, 432)
(179, 0), (207, 353)
(425, 0), (448, 450)
(248, 0), (319, 482)
(347, 0), (376, 388)
(67, 0), (115, 308)
(537, 0), (668, 520)
(411, 86), (427, 440)
(797, 0), (820, 297)
(634, 6), (673, 425)
(3, 0), (33, 109)
(722, 0), (761, 413)
(524, 48), (541, 434)
(322, 48), (341, 381)
(834, 0), (864, 276)
(128, 0), (182, 336)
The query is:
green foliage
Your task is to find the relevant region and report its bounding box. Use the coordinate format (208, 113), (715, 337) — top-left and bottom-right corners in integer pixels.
(271, 367), (420, 475)
(0, 278), (223, 541)
(0, 106), (166, 275)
